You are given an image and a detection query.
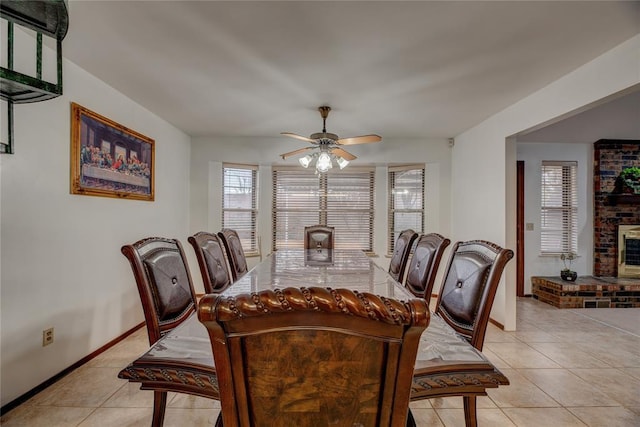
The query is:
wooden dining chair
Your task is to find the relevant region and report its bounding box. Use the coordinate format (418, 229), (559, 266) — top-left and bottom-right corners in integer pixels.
(198, 286), (430, 427)
(304, 224), (335, 250)
(121, 237), (198, 427)
(404, 233), (451, 301)
(217, 228), (248, 282)
(389, 229), (419, 282)
(188, 231), (232, 293)
(433, 239), (514, 427)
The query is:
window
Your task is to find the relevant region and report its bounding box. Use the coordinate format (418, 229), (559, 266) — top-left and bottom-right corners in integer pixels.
(388, 165), (425, 254)
(540, 161), (578, 254)
(272, 168), (374, 251)
(222, 164), (258, 254)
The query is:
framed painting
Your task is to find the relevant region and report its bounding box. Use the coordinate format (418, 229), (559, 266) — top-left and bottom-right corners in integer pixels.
(70, 103), (155, 201)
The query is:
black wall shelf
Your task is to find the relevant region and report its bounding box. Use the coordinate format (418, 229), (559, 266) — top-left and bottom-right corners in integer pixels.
(606, 194), (640, 206)
(1, 0), (68, 154)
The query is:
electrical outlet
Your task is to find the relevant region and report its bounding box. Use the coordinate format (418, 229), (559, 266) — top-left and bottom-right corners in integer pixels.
(526, 223), (534, 231)
(43, 328), (54, 346)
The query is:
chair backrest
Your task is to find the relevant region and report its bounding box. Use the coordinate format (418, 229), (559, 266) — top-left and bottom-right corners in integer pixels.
(434, 240), (514, 351)
(198, 287), (429, 427)
(389, 229), (419, 282)
(405, 233), (451, 299)
(121, 237), (198, 346)
(218, 228), (248, 282)
(188, 231), (232, 293)
(304, 225), (335, 250)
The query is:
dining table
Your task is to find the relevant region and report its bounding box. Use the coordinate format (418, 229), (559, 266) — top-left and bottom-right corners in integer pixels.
(119, 249), (509, 423)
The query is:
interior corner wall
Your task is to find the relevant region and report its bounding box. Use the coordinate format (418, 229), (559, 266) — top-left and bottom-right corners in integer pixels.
(0, 57), (191, 405)
(451, 34), (640, 331)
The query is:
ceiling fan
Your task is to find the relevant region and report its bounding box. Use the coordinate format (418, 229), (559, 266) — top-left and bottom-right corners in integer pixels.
(280, 106), (381, 172)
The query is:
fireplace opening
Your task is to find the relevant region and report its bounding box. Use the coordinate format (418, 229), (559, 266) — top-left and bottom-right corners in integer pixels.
(618, 225), (640, 278)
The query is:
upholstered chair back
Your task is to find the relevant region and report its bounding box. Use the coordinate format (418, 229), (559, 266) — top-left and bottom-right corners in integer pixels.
(199, 287), (429, 427)
(388, 229), (419, 282)
(188, 231), (232, 293)
(434, 240), (514, 351)
(405, 233), (451, 300)
(217, 228), (248, 282)
(121, 237), (198, 345)
(304, 225), (335, 250)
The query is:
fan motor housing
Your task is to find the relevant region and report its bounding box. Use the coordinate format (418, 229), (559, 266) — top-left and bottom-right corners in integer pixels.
(310, 132), (339, 143)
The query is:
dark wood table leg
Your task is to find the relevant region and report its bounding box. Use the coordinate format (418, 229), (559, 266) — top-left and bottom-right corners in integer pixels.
(463, 396), (478, 427)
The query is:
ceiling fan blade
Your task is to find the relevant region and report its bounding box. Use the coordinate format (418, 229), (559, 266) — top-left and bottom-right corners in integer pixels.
(336, 134), (382, 145)
(330, 147), (357, 161)
(280, 146), (315, 160)
(281, 132), (316, 144)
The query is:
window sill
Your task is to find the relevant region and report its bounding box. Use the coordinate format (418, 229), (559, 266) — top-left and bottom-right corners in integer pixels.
(538, 253), (581, 258)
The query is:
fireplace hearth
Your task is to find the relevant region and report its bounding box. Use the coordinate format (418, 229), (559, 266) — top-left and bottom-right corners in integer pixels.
(619, 225), (640, 278)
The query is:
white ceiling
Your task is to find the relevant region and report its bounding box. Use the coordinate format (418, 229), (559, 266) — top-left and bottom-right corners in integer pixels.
(64, 1), (640, 142)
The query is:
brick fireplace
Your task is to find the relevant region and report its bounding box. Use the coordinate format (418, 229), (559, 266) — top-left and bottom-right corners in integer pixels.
(593, 139), (640, 277)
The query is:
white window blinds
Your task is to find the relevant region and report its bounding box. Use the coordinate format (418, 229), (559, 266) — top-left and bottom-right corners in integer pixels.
(388, 165), (425, 254)
(540, 161), (578, 254)
(272, 168), (374, 251)
(222, 164), (258, 254)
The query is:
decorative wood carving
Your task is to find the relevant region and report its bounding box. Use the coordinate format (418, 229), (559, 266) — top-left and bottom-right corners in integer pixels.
(118, 365), (220, 399)
(411, 370), (509, 399)
(117, 361), (509, 402)
(205, 286), (418, 325)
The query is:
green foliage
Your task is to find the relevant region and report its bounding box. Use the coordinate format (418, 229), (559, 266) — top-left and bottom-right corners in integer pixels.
(614, 166), (640, 194)
(620, 166), (640, 180)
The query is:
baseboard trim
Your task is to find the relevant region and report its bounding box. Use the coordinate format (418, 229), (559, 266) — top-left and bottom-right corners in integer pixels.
(0, 322), (145, 416)
(488, 317), (505, 330)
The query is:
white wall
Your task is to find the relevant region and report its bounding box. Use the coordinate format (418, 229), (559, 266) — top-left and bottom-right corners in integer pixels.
(190, 136), (452, 276)
(0, 57), (192, 405)
(517, 143), (593, 294)
(452, 34), (640, 330)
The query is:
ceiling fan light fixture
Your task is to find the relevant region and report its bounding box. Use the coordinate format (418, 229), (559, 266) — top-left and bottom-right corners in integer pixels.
(299, 154), (313, 168)
(280, 105), (380, 173)
(336, 156), (349, 169)
(316, 152), (332, 173)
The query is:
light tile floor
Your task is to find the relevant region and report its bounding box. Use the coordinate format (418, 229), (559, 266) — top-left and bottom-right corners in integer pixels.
(2, 298), (639, 426)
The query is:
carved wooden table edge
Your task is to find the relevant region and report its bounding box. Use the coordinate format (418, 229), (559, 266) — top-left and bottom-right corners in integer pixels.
(118, 362), (220, 400)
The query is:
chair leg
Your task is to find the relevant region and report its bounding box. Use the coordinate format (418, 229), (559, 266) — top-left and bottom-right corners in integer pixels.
(406, 409), (417, 427)
(463, 396), (478, 427)
(215, 413), (224, 426)
(151, 390), (167, 427)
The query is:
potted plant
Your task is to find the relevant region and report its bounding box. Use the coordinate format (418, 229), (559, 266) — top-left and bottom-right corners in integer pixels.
(560, 252), (577, 281)
(613, 166), (640, 194)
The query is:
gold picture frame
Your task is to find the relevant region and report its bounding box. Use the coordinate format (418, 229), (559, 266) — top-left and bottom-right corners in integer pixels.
(70, 103), (155, 201)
